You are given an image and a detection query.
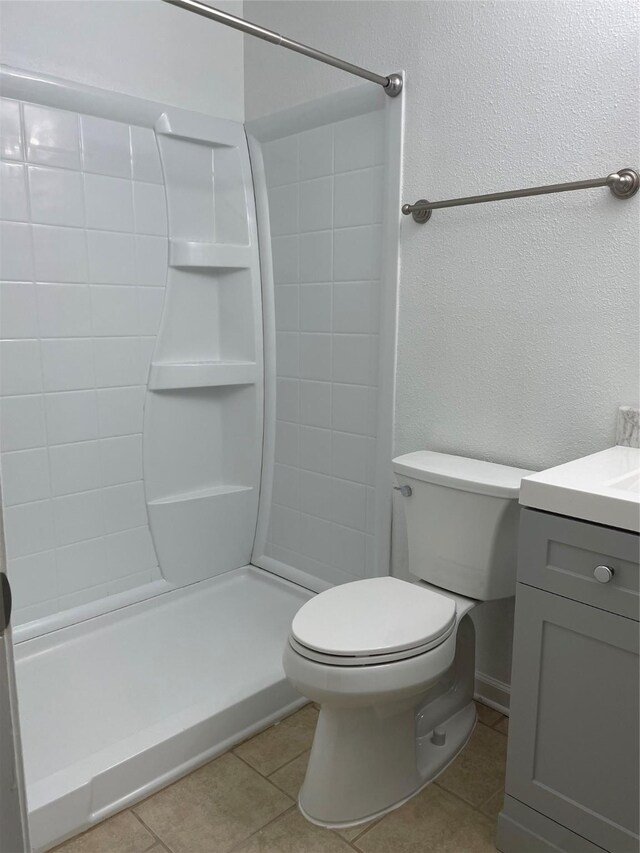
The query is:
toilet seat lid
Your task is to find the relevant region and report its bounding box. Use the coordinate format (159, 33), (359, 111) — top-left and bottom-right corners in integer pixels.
(291, 577), (457, 658)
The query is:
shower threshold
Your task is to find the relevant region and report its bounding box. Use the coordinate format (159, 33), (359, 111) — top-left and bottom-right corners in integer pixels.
(14, 566), (311, 852)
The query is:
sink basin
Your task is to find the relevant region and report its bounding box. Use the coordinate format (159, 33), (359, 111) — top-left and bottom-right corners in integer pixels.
(519, 445), (640, 532)
(610, 470), (640, 493)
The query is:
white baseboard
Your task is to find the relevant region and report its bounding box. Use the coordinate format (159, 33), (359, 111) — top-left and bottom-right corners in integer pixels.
(474, 671), (510, 715)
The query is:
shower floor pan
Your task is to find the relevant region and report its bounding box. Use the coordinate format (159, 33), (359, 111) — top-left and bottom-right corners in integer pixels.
(14, 566), (311, 852)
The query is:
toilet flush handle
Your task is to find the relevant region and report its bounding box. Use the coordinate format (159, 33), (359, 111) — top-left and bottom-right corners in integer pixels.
(394, 485), (412, 497)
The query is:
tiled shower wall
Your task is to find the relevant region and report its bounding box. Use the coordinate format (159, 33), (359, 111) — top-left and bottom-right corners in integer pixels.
(261, 109), (384, 585)
(0, 98), (167, 626)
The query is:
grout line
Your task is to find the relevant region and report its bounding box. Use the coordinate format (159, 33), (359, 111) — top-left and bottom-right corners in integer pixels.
(232, 747), (273, 777)
(343, 814), (384, 847)
(476, 717), (508, 733)
(477, 787), (504, 814)
(265, 748), (301, 776)
(226, 804), (298, 853)
(231, 702), (312, 757)
(270, 499), (374, 536)
(265, 750), (308, 794)
(433, 777), (503, 819)
(232, 706), (317, 785)
(266, 773), (299, 799)
(233, 742), (309, 784)
(51, 806), (139, 852)
(133, 809), (178, 853)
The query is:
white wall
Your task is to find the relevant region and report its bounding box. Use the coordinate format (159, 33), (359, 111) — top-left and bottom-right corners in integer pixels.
(0, 0), (244, 120)
(244, 0), (640, 687)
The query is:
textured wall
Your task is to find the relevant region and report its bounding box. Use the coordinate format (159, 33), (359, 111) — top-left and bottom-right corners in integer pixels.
(245, 0), (639, 467)
(245, 0), (640, 686)
(0, 0), (244, 120)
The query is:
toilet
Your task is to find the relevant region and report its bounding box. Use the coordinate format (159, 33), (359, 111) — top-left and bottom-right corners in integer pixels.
(283, 450), (532, 828)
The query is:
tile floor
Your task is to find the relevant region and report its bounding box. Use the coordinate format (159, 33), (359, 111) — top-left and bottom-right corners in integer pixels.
(53, 701), (508, 853)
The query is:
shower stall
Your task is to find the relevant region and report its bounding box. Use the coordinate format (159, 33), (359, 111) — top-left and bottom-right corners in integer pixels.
(0, 57), (401, 851)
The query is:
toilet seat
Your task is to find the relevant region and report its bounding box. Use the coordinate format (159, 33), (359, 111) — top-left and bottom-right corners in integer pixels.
(290, 577), (457, 667)
(289, 630), (455, 666)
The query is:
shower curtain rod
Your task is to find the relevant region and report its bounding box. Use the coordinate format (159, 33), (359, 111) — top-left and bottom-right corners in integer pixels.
(402, 168), (639, 223)
(162, 0), (403, 96)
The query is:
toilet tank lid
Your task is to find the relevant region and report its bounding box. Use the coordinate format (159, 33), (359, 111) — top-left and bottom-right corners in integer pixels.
(392, 451), (534, 499)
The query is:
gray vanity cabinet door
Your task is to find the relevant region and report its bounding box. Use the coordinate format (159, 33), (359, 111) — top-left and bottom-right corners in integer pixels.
(505, 584), (639, 853)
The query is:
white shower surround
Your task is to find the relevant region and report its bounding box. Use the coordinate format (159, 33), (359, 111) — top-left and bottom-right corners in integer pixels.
(0, 82), (167, 631)
(0, 66), (402, 851)
(0, 66), (305, 852)
(1, 66), (266, 636)
(248, 83), (403, 593)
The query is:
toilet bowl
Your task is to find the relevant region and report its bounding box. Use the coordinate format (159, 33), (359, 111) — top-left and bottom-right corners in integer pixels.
(284, 577), (478, 827)
(283, 451), (532, 828)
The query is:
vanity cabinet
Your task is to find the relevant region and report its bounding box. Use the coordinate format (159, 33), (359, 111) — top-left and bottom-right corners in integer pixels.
(497, 509), (639, 853)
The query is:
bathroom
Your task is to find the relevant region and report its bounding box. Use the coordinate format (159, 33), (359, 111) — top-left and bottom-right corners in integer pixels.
(0, 0), (638, 851)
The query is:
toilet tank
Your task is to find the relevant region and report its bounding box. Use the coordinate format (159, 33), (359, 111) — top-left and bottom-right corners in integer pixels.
(392, 451), (533, 600)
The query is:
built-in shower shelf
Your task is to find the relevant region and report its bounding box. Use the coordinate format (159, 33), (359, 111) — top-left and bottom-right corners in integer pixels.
(148, 484), (253, 506)
(169, 240), (252, 269)
(147, 485), (258, 584)
(149, 360), (258, 390)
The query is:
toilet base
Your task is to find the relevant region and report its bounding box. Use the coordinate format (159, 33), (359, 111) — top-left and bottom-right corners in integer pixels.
(299, 701), (477, 830)
(297, 614), (478, 827)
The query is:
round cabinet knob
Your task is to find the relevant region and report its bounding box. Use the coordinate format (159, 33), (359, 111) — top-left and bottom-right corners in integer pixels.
(593, 565), (614, 584)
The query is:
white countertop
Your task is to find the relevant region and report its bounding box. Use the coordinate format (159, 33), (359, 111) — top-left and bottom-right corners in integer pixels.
(520, 445), (640, 533)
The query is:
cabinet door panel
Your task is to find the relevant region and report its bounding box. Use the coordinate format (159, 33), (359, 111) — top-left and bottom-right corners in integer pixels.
(506, 585), (639, 853)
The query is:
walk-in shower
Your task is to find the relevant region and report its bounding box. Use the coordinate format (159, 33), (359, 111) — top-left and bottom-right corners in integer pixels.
(0, 56), (401, 850)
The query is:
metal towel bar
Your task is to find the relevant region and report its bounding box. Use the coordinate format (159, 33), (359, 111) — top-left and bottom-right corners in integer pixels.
(402, 168), (639, 223)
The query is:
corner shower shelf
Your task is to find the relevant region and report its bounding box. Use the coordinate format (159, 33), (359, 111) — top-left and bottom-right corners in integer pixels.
(156, 111), (238, 146)
(149, 360), (258, 390)
(169, 240), (252, 269)
(148, 484), (253, 506)
(146, 485), (258, 585)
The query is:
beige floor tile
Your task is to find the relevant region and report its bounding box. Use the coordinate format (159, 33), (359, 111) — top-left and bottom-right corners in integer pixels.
(354, 784), (497, 853)
(232, 808), (354, 853)
(475, 701), (502, 728)
(134, 752), (292, 853)
(268, 750), (310, 799)
(53, 810), (156, 853)
(436, 723), (507, 808)
(481, 789), (505, 819)
(234, 705), (319, 776)
(494, 716), (509, 735)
